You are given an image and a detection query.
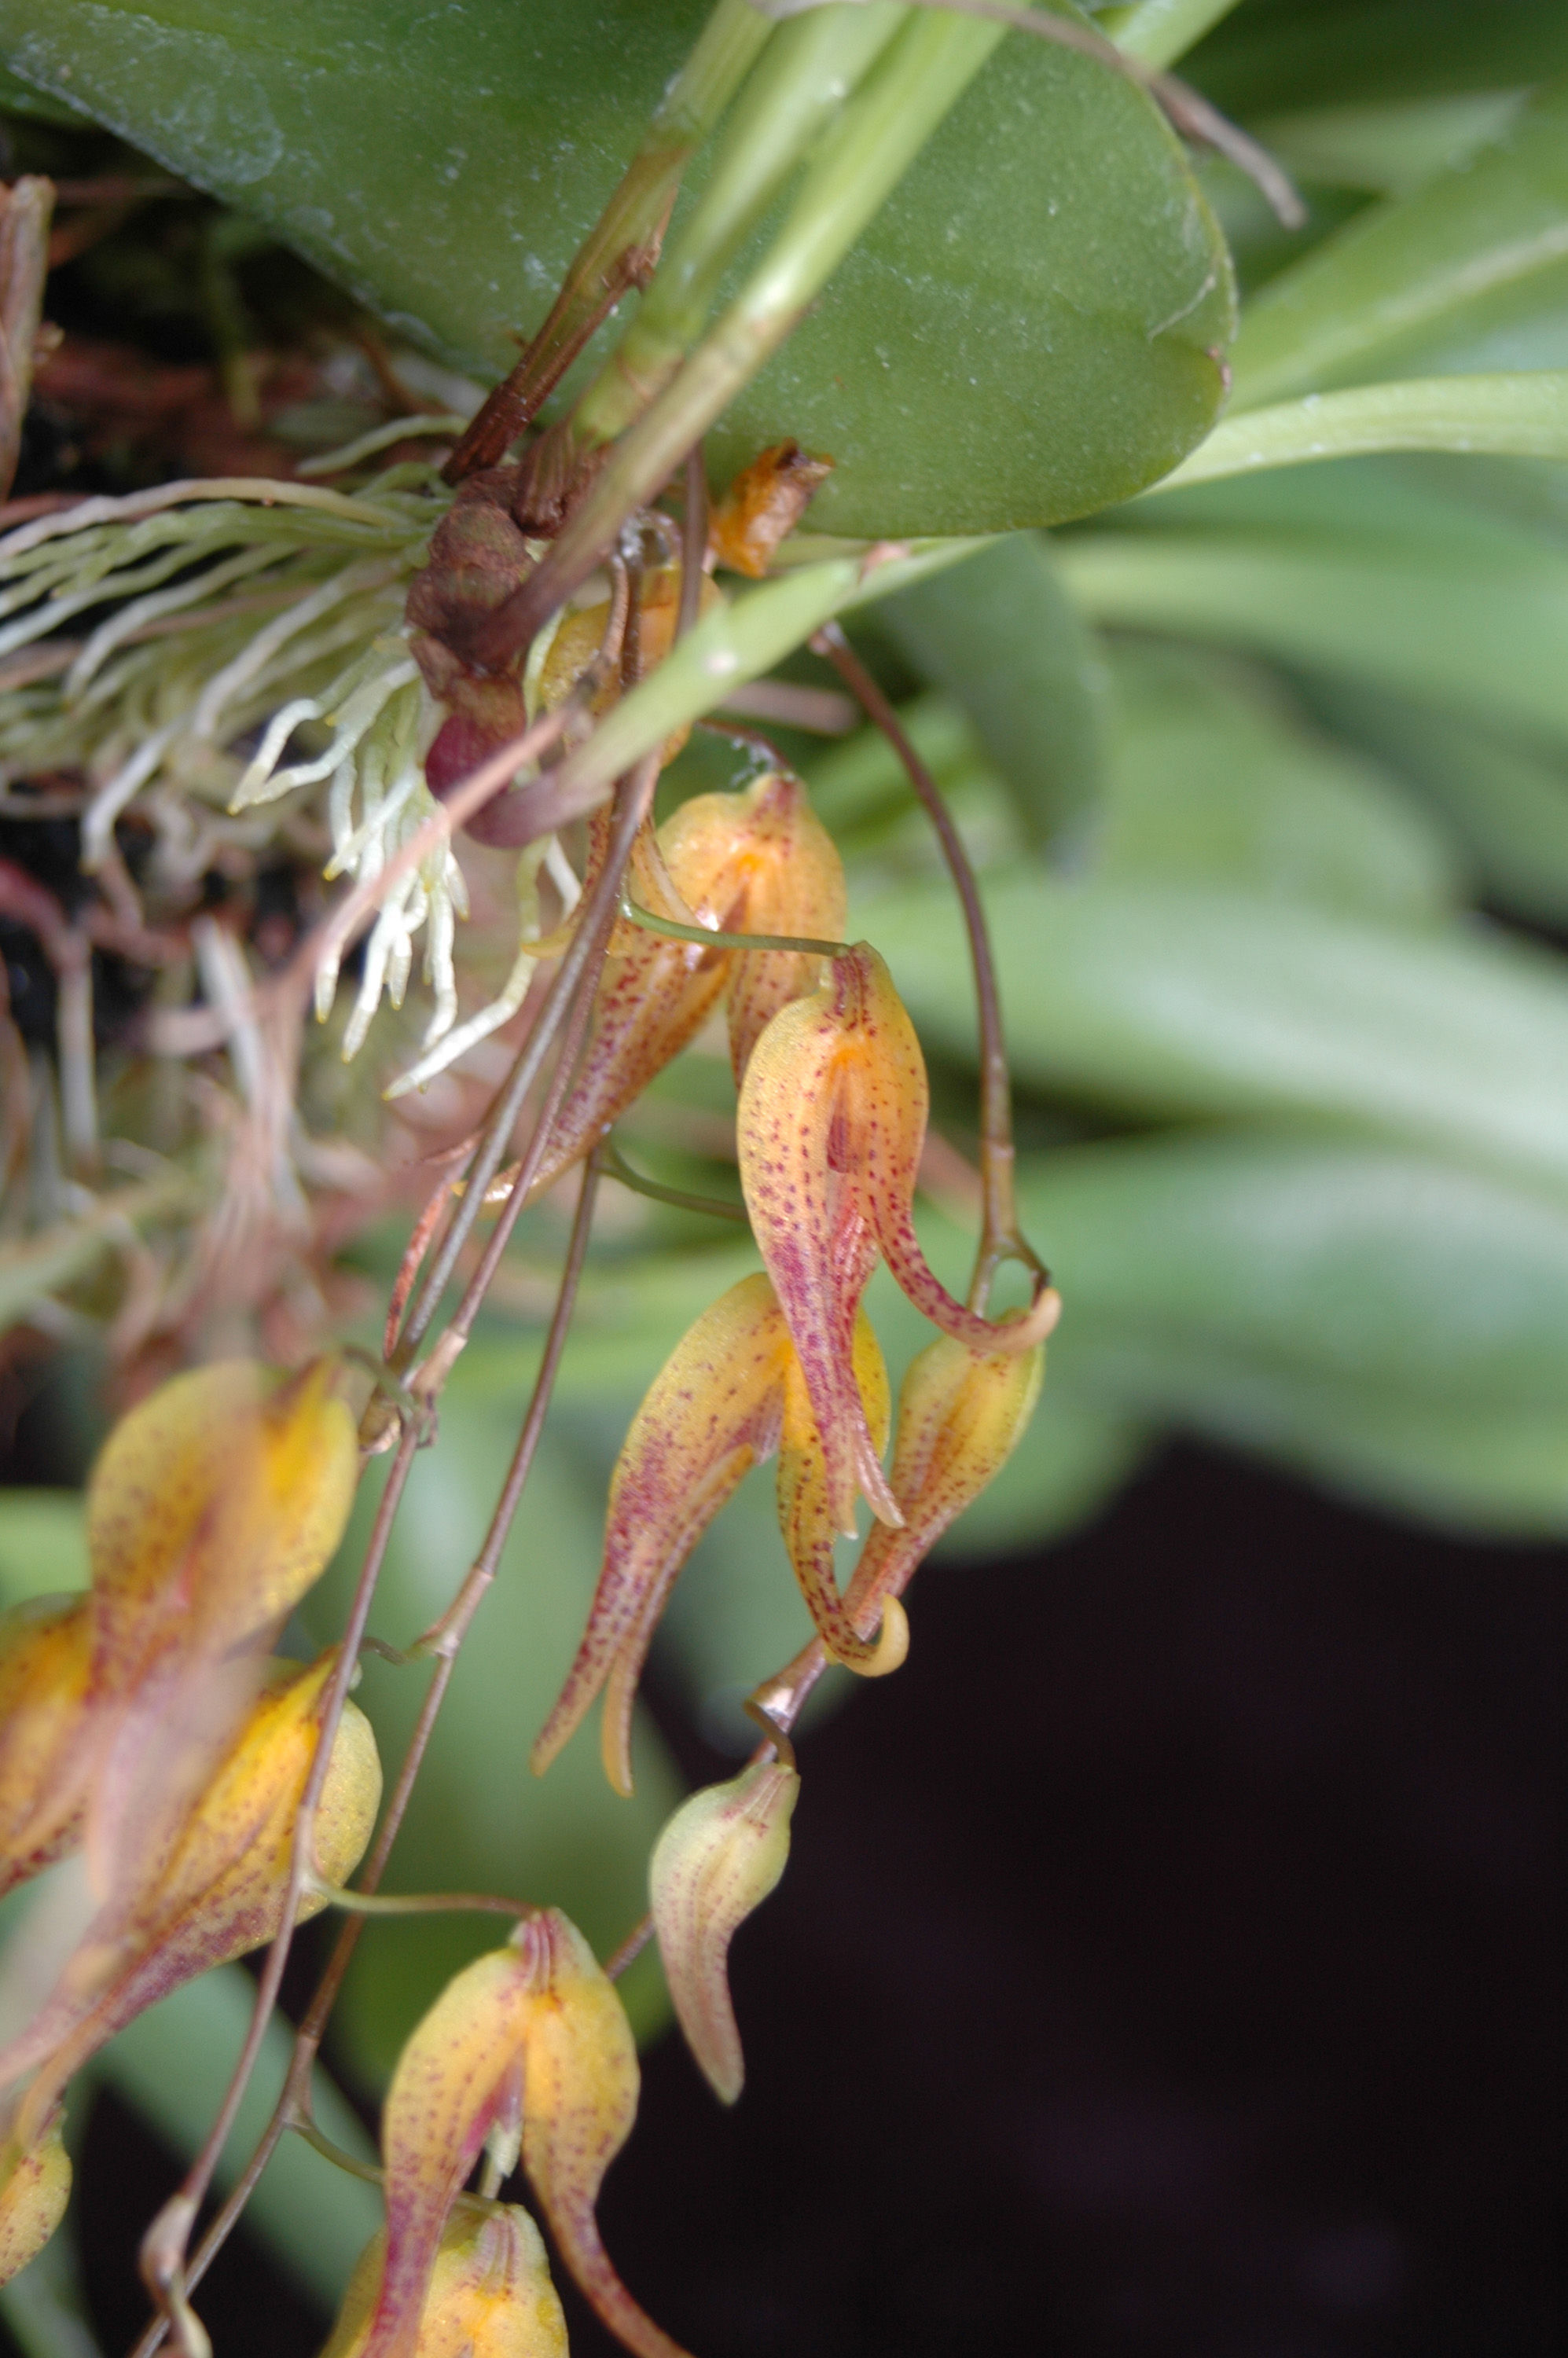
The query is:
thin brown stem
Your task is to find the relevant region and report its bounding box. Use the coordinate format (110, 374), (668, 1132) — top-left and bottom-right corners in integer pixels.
(812, 621), (1043, 1312)
(604, 1913), (655, 1981)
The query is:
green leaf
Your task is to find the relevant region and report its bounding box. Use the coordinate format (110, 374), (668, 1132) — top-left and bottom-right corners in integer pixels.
(0, 1493), (88, 1607)
(0, 0), (1232, 533)
(1154, 371), (1568, 490)
(306, 1410), (681, 2088)
(1057, 508), (1568, 752)
(1228, 77), (1568, 406)
(872, 534), (1110, 852)
(1186, 0), (1568, 116)
(1302, 675), (1568, 927)
(1092, 641), (1462, 913)
(94, 1964), (380, 2306)
(865, 872), (1568, 1198)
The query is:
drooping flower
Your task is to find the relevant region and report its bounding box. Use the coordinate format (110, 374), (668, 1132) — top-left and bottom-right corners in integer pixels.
(649, 1762), (799, 2106)
(0, 1651), (381, 2166)
(321, 2206), (568, 2358)
(524, 768), (843, 1198)
(369, 1911), (687, 2358)
(736, 943), (1057, 1535)
(531, 1273), (891, 1796)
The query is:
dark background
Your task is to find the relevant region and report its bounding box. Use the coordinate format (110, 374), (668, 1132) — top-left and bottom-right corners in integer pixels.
(29, 1438), (1565, 2358)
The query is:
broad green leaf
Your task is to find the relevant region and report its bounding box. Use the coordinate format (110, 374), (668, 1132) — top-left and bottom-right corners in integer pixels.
(1228, 78), (1568, 406)
(0, 0), (1232, 533)
(873, 534), (1110, 853)
(865, 873), (1568, 1199)
(1304, 676), (1568, 927)
(1021, 1135), (1568, 1414)
(1153, 372), (1568, 490)
(1093, 641), (1462, 913)
(1056, 524), (1568, 752)
(304, 1410), (681, 2088)
(95, 1963), (380, 2305)
(1186, 0), (1568, 115)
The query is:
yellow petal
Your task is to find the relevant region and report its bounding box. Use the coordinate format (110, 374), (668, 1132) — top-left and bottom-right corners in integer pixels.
(736, 947), (907, 1533)
(1, 1654), (380, 2152)
(649, 1763), (799, 2105)
(533, 1275), (791, 1798)
(843, 1329), (1048, 1646)
(514, 1911), (689, 2358)
(369, 1948), (538, 2358)
(321, 2208), (567, 2358)
(0, 1596), (92, 1902)
(775, 1310), (894, 1671)
(0, 2120), (70, 2288)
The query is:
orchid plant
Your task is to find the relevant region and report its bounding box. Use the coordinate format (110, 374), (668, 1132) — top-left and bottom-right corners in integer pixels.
(2, 0), (1567, 2352)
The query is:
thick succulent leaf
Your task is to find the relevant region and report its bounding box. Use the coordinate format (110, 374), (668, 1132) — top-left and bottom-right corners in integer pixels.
(0, 0), (1232, 532)
(865, 873), (1568, 1200)
(874, 534), (1109, 854)
(1228, 78), (1568, 406)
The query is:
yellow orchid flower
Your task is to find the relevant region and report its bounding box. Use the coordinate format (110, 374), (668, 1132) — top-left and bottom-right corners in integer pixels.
(648, 1761), (799, 2106)
(0, 2121), (69, 2290)
(370, 1911), (687, 2358)
(0, 1652), (380, 2165)
(737, 944), (1057, 1535)
(0, 1596), (91, 1903)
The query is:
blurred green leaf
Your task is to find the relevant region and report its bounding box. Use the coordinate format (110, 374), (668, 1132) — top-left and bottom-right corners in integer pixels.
(873, 534), (1109, 854)
(306, 1408), (681, 2090)
(0, 0), (1232, 533)
(1093, 641), (1462, 913)
(866, 872), (1568, 1196)
(1303, 675), (1568, 926)
(0, 1492), (87, 1606)
(1228, 77), (1568, 405)
(94, 1964), (380, 2307)
(1248, 93), (1526, 198)
(1187, 0), (1568, 116)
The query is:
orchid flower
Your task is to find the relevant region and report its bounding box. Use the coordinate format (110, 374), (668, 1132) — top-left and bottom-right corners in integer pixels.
(369, 1910), (687, 2358)
(737, 943), (1057, 1535)
(322, 2206), (568, 2358)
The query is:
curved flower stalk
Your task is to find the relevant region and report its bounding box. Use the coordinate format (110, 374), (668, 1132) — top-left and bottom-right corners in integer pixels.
(737, 942), (1057, 1534)
(321, 2206), (567, 2358)
(370, 1911), (685, 2358)
(0, 1649), (381, 2209)
(649, 1761), (799, 2105)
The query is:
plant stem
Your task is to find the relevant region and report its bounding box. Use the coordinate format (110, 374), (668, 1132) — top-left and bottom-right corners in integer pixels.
(813, 620), (1045, 1313)
(463, 9), (1005, 672)
(599, 1143), (749, 1224)
(619, 889), (849, 959)
(569, 4), (905, 452)
(443, 0), (775, 479)
(1100, 0), (1243, 68)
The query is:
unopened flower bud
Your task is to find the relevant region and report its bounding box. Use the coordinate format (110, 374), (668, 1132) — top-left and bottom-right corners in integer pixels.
(708, 442), (833, 579)
(0, 1595), (90, 1901)
(738, 945), (1056, 1533)
(650, 1763), (799, 2105)
(323, 2207), (567, 2358)
(0, 2121), (70, 2288)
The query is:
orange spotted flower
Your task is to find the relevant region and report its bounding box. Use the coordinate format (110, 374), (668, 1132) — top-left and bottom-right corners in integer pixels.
(736, 943), (1056, 1536)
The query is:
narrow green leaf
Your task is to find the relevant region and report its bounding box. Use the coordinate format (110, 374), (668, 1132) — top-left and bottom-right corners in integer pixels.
(1186, 0), (1568, 118)
(1228, 77), (1568, 406)
(1156, 371), (1568, 490)
(1250, 93), (1526, 199)
(866, 873), (1568, 1197)
(874, 534), (1109, 852)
